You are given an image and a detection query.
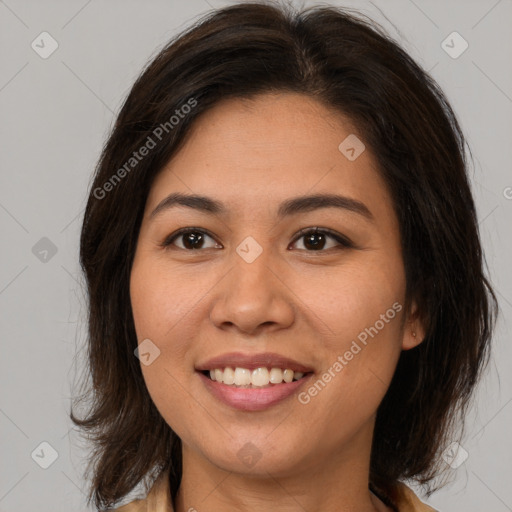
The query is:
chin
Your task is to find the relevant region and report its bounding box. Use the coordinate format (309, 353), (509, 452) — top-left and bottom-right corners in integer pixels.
(200, 434), (308, 477)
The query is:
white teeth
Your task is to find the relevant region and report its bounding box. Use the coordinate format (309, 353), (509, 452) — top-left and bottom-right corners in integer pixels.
(251, 367), (269, 386)
(222, 367), (235, 385)
(283, 369), (294, 383)
(207, 366), (308, 386)
(269, 368), (283, 384)
(234, 367), (251, 386)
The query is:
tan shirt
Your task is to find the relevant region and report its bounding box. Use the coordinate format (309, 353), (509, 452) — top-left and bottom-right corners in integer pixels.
(113, 470), (438, 512)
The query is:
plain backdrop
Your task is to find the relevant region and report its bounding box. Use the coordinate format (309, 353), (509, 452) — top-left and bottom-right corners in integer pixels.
(0, 1), (511, 511)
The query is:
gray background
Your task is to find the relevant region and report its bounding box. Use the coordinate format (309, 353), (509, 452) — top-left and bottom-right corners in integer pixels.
(0, 0), (511, 511)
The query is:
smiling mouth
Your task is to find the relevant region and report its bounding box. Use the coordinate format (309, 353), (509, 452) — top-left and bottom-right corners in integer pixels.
(200, 367), (312, 388)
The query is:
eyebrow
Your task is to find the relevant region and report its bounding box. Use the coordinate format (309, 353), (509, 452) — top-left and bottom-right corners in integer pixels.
(150, 192), (374, 222)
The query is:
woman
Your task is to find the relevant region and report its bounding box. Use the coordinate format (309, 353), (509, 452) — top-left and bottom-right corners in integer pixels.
(72, 2), (498, 511)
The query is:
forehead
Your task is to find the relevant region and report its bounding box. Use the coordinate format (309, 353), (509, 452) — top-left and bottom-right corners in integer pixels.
(146, 92), (391, 220)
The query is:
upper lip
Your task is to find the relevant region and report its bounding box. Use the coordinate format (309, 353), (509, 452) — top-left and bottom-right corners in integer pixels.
(196, 352), (314, 373)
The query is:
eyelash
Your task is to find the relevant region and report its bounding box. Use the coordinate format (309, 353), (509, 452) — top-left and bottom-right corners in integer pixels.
(160, 227), (354, 252)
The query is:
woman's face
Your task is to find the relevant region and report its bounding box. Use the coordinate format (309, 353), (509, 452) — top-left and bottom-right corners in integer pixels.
(130, 92), (421, 478)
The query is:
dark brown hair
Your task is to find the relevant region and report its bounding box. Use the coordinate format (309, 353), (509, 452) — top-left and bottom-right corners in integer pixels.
(72, 1), (498, 509)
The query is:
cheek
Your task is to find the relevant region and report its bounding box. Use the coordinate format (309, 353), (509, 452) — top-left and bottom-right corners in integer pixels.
(307, 254), (405, 343)
(129, 258), (188, 393)
(130, 254), (200, 342)
(130, 264), (193, 441)
(300, 258), (405, 410)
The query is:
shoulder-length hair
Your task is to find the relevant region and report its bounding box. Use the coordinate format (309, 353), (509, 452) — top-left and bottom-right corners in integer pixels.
(72, 1), (498, 509)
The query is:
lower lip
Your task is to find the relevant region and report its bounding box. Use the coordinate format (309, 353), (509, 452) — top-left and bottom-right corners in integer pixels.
(197, 371), (312, 411)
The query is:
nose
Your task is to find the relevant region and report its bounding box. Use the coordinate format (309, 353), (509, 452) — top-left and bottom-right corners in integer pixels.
(209, 246), (295, 336)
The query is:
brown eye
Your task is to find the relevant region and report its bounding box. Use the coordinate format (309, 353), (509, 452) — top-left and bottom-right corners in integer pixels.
(162, 229), (221, 250)
(162, 227), (352, 252)
(290, 228), (353, 251)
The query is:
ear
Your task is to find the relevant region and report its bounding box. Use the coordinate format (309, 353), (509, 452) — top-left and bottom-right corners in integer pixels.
(401, 300), (426, 350)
